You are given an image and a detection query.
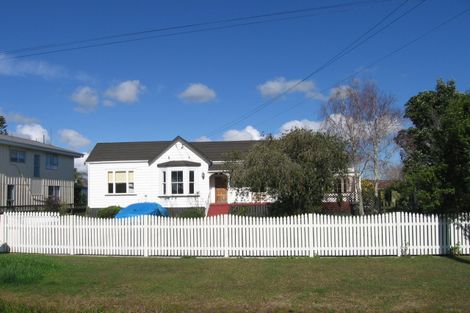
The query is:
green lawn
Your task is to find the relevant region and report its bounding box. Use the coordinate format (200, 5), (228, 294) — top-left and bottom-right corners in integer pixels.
(0, 254), (469, 312)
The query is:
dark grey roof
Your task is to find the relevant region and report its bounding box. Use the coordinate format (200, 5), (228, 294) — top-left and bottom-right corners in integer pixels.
(0, 134), (83, 157)
(86, 137), (259, 163)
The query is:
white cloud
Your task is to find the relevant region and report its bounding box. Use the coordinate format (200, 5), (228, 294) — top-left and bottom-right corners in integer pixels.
(102, 99), (114, 107)
(279, 119), (323, 135)
(194, 136), (211, 142)
(14, 123), (50, 143)
(223, 125), (263, 141)
(71, 86), (99, 113)
(74, 153), (89, 173)
(0, 53), (66, 79)
(329, 85), (351, 100)
(58, 129), (91, 149)
(257, 77), (326, 100)
(179, 83), (216, 103)
(105, 80), (145, 103)
(0, 108), (38, 124)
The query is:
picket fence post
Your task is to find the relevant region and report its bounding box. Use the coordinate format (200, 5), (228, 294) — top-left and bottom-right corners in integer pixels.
(308, 214), (314, 257)
(396, 211), (402, 256)
(3, 213), (8, 250)
(224, 214), (229, 257)
(143, 215), (149, 257)
(69, 215), (75, 255)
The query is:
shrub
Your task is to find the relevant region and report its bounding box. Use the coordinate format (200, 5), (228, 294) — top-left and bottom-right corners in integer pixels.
(97, 206), (121, 218)
(179, 208), (205, 218)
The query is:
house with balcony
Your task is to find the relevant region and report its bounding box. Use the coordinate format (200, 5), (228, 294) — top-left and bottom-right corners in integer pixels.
(0, 134), (83, 208)
(86, 136), (358, 216)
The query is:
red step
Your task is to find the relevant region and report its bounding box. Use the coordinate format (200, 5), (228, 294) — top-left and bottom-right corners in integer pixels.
(207, 203), (230, 217)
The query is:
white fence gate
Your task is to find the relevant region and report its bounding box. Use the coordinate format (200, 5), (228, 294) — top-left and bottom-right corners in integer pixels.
(0, 212), (469, 257)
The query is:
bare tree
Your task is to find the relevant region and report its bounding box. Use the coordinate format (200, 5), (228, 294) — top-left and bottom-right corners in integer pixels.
(322, 81), (368, 215)
(361, 81), (402, 201)
(322, 80), (402, 215)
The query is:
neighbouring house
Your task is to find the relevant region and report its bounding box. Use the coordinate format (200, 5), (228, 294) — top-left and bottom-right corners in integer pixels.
(86, 136), (359, 216)
(0, 134), (83, 208)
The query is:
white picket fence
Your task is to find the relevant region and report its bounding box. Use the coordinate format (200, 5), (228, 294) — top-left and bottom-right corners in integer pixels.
(0, 212), (469, 257)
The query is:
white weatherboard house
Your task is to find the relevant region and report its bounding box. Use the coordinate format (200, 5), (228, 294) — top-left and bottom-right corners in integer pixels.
(86, 136), (357, 216)
(0, 134), (83, 207)
(86, 136), (261, 216)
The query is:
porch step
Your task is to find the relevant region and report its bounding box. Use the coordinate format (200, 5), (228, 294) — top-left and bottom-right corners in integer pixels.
(207, 203), (230, 217)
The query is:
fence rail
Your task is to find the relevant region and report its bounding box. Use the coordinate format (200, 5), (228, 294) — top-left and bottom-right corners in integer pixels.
(0, 212), (468, 257)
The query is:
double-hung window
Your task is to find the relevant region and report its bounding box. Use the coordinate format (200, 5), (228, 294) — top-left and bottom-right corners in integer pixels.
(171, 171), (184, 194)
(46, 154), (59, 169)
(10, 150), (26, 163)
(162, 171), (167, 195)
(107, 170), (134, 194)
(189, 171), (195, 194)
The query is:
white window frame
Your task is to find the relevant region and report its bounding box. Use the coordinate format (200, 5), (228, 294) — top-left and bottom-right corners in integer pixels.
(107, 170), (135, 195)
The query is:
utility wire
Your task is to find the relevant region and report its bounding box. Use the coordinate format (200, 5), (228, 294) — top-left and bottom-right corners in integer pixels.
(205, 0), (426, 137)
(255, 5), (470, 131)
(0, 0), (392, 59)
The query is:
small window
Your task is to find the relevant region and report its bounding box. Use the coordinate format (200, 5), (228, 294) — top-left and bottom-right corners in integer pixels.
(162, 171), (167, 195)
(115, 171), (127, 193)
(7, 185), (15, 206)
(189, 171), (195, 194)
(108, 171), (114, 193)
(171, 171), (183, 194)
(48, 186), (60, 200)
(128, 171), (134, 193)
(46, 154), (59, 169)
(10, 150), (26, 163)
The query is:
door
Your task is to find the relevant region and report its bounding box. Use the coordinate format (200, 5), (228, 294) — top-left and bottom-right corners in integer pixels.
(214, 175), (228, 203)
(34, 154), (40, 177)
(7, 185), (15, 207)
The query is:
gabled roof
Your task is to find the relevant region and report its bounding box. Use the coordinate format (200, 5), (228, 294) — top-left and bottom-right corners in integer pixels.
(0, 134), (83, 158)
(86, 136), (258, 163)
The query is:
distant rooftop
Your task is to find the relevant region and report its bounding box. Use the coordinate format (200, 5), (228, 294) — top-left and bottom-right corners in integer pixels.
(0, 134), (83, 157)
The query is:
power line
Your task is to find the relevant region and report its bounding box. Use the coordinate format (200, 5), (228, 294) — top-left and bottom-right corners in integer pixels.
(0, 0), (392, 59)
(255, 5), (470, 131)
(205, 0), (426, 137)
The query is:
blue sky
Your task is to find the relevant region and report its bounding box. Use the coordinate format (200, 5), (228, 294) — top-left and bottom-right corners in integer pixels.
(1, 0), (469, 167)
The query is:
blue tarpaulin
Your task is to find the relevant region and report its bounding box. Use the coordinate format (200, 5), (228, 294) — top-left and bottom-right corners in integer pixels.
(115, 202), (169, 218)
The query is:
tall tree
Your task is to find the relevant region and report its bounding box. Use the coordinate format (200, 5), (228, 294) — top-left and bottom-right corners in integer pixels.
(0, 115), (8, 135)
(396, 80), (470, 213)
(227, 129), (349, 215)
(323, 80), (402, 214)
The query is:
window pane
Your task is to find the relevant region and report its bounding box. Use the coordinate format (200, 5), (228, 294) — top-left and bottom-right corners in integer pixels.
(171, 183), (177, 194)
(115, 183), (126, 193)
(177, 183), (183, 194)
(108, 183), (114, 193)
(128, 171), (134, 182)
(189, 183), (194, 194)
(189, 171), (194, 182)
(115, 171), (126, 183)
(128, 182), (134, 193)
(108, 172), (113, 183)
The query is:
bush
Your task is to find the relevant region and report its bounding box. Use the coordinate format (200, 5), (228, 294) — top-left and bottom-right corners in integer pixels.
(97, 206), (121, 218)
(178, 208), (205, 218)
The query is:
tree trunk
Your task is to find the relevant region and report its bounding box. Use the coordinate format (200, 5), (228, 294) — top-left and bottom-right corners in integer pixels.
(373, 141), (381, 212)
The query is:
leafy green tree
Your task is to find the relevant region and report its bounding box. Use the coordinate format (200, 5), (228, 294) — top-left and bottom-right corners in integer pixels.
(227, 129), (349, 215)
(396, 80), (470, 213)
(0, 115), (8, 135)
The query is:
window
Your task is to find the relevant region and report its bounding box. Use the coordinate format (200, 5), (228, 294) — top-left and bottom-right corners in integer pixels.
(128, 171), (134, 193)
(10, 150), (25, 163)
(107, 170), (134, 194)
(46, 154), (59, 169)
(7, 185), (15, 206)
(189, 171), (195, 194)
(34, 154), (40, 177)
(108, 172), (114, 193)
(115, 171), (127, 193)
(171, 171), (184, 194)
(48, 186), (60, 200)
(162, 171), (167, 195)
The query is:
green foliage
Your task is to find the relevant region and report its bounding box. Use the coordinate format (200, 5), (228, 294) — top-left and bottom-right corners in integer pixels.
(0, 115), (7, 135)
(97, 206), (121, 218)
(396, 80), (470, 213)
(0, 255), (58, 285)
(450, 243), (462, 256)
(74, 170), (87, 206)
(178, 208), (205, 218)
(227, 129), (349, 215)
